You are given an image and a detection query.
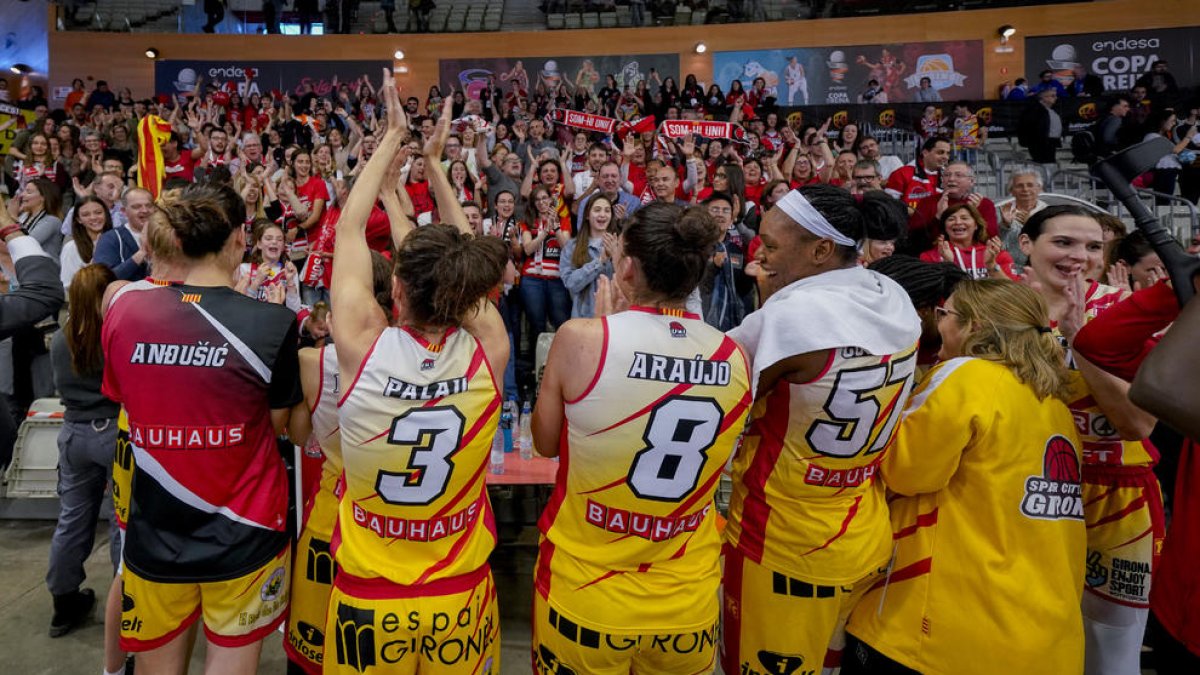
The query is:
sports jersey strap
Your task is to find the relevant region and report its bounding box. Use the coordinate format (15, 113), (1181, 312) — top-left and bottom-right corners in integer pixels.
(312, 344), (328, 415)
(564, 317), (609, 405)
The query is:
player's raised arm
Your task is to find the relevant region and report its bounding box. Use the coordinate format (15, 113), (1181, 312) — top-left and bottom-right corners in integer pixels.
(332, 68), (407, 377)
(424, 96), (470, 235)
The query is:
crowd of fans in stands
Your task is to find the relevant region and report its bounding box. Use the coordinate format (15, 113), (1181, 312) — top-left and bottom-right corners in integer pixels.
(2, 65), (1197, 405)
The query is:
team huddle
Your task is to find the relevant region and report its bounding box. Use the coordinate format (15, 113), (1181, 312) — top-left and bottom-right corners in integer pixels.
(95, 71), (1163, 675)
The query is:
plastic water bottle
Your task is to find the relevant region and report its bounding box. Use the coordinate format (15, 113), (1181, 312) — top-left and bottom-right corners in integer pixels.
(519, 401), (534, 461)
(490, 427), (505, 475)
(502, 401), (517, 454)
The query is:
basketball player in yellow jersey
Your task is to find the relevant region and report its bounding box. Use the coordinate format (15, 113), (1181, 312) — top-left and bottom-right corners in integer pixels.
(327, 71), (510, 675)
(284, 121), (421, 675)
(1018, 205), (1162, 675)
(284, 252), (396, 675)
(723, 185), (922, 675)
(531, 202), (752, 674)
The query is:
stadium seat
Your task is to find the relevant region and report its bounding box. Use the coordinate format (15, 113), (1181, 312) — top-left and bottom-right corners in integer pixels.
(547, 13), (565, 29)
(3, 399), (66, 499)
(565, 12), (582, 28)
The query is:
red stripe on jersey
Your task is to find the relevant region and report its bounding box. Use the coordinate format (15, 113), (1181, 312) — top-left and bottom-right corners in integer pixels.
(576, 569), (622, 591)
(310, 345), (327, 420)
(868, 556), (933, 593)
(338, 562), (488, 598)
(433, 444), (491, 519)
(1072, 394), (1099, 410)
(338, 332), (383, 407)
(799, 495), (863, 557)
(668, 465), (724, 518)
(537, 423), (572, 533)
(719, 390), (753, 436)
(580, 475), (626, 495)
(893, 508), (939, 540)
(800, 349), (837, 385)
(1114, 525), (1154, 551)
(721, 544), (746, 675)
(588, 338), (738, 437)
(1084, 485), (1119, 508)
(564, 318), (609, 405)
(735, 380), (792, 563)
(120, 607), (201, 652)
(1087, 495), (1148, 529)
(415, 494), (489, 585)
(535, 537), (556, 599)
(637, 562), (653, 572)
(205, 611), (288, 648)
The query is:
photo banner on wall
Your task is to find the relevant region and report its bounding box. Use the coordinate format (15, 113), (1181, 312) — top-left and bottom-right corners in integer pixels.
(154, 60), (391, 100)
(0, 103), (38, 156)
(770, 96), (1138, 141)
(1025, 28), (1199, 94)
(439, 55), (681, 101)
(712, 41), (984, 106)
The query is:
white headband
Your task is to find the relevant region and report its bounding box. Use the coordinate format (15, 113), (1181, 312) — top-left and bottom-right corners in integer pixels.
(776, 190), (857, 247)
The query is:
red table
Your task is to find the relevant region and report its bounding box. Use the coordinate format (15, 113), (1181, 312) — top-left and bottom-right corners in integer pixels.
(486, 455), (560, 485)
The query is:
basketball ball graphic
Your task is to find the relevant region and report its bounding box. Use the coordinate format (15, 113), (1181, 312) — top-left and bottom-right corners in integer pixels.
(1043, 435), (1080, 483)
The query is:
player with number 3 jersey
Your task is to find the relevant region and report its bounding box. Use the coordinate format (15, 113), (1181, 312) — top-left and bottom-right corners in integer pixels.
(533, 202), (750, 675)
(724, 186), (922, 675)
(326, 72), (512, 675)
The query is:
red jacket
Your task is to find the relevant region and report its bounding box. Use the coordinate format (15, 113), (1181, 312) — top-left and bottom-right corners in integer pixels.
(1073, 282), (1198, 657)
(910, 193), (999, 241)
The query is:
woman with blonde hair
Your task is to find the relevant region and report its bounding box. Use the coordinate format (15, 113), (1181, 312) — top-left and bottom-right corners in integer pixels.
(846, 279), (1086, 674)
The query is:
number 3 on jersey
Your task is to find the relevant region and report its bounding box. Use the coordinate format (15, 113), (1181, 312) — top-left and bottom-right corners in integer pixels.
(376, 406), (466, 506)
(627, 396), (723, 502)
(805, 351), (917, 458)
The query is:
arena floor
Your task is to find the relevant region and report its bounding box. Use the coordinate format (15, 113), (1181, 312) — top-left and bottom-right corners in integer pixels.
(0, 519), (542, 674)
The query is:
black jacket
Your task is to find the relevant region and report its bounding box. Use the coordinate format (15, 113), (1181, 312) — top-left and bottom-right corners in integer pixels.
(1, 250), (64, 341)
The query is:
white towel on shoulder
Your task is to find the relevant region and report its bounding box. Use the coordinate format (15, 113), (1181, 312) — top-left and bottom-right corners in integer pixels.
(729, 266), (922, 392)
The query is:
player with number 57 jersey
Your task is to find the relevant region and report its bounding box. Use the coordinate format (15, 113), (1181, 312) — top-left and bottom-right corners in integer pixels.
(722, 186), (923, 675)
(532, 203), (751, 675)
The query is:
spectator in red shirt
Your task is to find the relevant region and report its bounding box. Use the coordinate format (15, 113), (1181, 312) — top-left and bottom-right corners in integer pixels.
(886, 136), (950, 213)
(919, 203), (1012, 280)
(908, 160), (997, 254)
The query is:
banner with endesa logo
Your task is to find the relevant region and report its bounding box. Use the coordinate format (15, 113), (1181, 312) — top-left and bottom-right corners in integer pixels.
(713, 41), (984, 106)
(439, 54), (680, 102)
(1025, 28), (1200, 94)
(154, 60), (391, 101)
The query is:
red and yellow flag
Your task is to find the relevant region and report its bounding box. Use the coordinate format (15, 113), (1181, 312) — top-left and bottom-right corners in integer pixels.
(136, 114), (174, 199)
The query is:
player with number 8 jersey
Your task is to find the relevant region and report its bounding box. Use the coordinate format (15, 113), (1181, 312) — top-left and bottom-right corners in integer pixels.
(723, 186), (922, 675)
(532, 203), (750, 675)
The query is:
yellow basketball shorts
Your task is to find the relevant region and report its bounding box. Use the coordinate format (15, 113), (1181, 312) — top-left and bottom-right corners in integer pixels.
(721, 544), (883, 675)
(119, 547), (290, 652)
(532, 590), (719, 675)
(1082, 467), (1165, 608)
(323, 565), (500, 675)
(284, 486), (339, 674)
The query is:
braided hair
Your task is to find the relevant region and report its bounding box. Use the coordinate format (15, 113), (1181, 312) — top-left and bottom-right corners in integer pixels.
(868, 254), (968, 310)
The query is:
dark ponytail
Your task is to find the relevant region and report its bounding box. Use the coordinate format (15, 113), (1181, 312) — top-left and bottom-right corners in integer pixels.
(621, 202), (721, 302)
(394, 225), (507, 327)
(158, 183), (245, 259)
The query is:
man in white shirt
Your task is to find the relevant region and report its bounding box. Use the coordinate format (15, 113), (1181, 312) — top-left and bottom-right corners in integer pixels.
(857, 136), (903, 181)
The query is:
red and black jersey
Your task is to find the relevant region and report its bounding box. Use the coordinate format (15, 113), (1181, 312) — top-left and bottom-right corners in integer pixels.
(885, 162), (941, 211)
(101, 284), (302, 582)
